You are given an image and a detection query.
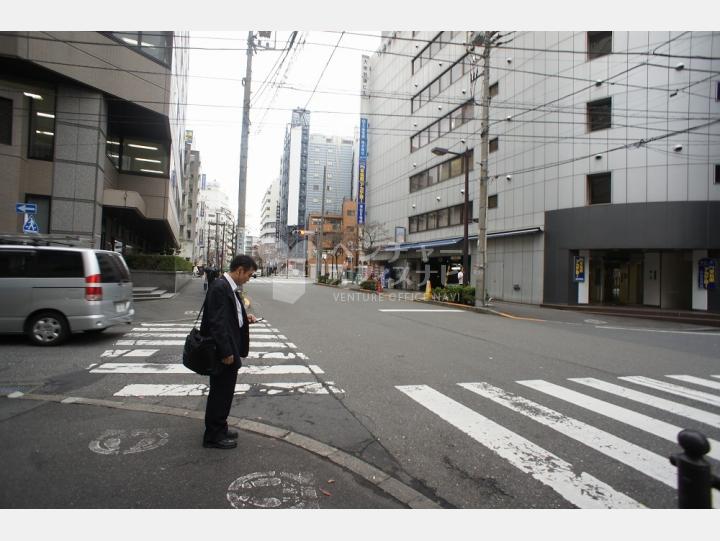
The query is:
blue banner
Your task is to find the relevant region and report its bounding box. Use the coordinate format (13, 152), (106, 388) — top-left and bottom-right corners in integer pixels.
(357, 117), (368, 225)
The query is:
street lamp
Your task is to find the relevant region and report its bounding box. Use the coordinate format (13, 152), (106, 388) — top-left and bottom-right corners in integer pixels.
(431, 146), (470, 286)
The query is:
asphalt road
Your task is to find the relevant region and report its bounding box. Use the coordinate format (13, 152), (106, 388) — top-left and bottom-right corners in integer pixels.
(1, 276), (719, 510)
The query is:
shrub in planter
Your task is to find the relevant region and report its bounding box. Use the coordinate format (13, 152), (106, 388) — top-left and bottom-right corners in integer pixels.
(124, 254), (192, 272)
(331, 278), (342, 286)
(360, 279), (377, 291)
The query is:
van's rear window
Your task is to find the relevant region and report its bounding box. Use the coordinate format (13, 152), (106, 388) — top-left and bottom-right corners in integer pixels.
(96, 252), (130, 282)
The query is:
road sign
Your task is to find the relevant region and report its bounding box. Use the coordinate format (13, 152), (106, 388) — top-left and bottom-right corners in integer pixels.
(16, 202), (38, 214)
(23, 214), (39, 234)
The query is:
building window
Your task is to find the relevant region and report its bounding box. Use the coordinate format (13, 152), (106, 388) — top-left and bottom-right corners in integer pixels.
(107, 32), (173, 67)
(716, 81), (720, 101)
(346, 210), (354, 216)
(587, 98), (611, 132)
(409, 150), (473, 193)
(411, 100), (474, 153)
(489, 137), (499, 153)
(715, 164), (720, 185)
(412, 53), (470, 112)
(0, 97), (12, 145)
(488, 194), (498, 209)
(587, 172), (611, 205)
(489, 82), (499, 98)
(587, 31), (612, 60)
(108, 137), (169, 176)
(28, 91), (56, 161)
(313, 185), (319, 190)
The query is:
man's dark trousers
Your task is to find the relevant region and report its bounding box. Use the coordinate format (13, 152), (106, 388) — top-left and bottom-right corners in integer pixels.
(205, 364), (239, 441)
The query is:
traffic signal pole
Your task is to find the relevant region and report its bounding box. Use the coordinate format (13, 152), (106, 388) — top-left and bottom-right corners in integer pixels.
(316, 165), (327, 281)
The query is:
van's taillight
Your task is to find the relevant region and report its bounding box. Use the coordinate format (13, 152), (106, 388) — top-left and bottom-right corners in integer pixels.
(85, 274), (102, 301)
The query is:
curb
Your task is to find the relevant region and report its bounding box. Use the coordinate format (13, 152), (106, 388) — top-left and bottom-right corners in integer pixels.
(6, 391), (441, 509)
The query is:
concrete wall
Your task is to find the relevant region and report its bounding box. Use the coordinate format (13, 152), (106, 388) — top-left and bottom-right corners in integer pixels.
(130, 270), (193, 293)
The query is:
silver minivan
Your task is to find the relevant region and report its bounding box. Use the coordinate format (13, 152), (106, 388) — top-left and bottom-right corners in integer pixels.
(0, 245), (134, 345)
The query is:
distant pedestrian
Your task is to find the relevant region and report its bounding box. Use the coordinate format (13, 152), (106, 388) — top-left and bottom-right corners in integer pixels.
(201, 254), (259, 449)
(457, 268), (464, 285)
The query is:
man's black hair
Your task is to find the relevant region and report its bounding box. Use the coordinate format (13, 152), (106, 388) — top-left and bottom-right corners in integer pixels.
(229, 254), (258, 272)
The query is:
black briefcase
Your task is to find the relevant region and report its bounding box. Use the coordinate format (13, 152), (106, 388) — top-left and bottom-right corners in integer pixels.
(182, 302), (223, 376)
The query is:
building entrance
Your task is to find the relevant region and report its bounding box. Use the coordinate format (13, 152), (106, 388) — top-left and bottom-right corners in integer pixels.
(589, 251), (644, 305)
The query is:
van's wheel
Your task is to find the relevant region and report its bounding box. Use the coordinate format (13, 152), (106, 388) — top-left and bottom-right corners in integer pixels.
(26, 311), (70, 346)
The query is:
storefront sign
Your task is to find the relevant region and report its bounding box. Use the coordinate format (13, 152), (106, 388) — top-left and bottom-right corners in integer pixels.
(395, 226), (406, 243)
(698, 258), (716, 289)
(573, 256), (585, 282)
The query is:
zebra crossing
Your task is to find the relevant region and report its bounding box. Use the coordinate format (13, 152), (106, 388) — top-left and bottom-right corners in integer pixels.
(397, 374), (720, 509)
(89, 320), (343, 398)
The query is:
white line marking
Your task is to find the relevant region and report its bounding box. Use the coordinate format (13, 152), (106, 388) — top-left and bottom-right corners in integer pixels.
(570, 378), (720, 429)
(114, 381), (343, 397)
(249, 341), (295, 349)
(517, 380), (720, 462)
(101, 349), (130, 358)
(396, 384), (642, 509)
(126, 333), (189, 338)
(246, 352), (309, 360)
(131, 327), (278, 334)
(666, 375), (720, 391)
(619, 376), (720, 408)
(123, 349), (159, 357)
(91, 363), (324, 375)
(460, 382), (677, 490)
(115, 340), (183, 346)
(595, 326), (720, 336)
(378, 309), (463, 312)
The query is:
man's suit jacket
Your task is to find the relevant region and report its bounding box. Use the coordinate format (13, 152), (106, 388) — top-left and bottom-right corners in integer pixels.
(200, 276), (249, 367)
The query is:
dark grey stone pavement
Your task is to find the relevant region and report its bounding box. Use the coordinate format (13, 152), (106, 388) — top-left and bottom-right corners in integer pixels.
(0, 394), (428, 509)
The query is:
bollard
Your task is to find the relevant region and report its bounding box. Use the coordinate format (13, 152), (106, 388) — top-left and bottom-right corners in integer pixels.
(669, 429), (720, 508)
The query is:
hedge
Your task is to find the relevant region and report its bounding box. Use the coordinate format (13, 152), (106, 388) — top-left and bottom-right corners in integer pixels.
(432, 285), (476, 305)
(124, 254), (193, 272)
(360, 279), (377, 291)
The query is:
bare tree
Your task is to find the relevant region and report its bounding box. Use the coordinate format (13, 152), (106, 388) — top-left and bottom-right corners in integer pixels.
(360, 221), (390, 256)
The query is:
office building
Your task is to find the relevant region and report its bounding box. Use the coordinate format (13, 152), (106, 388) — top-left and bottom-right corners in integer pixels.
(363, 31), (720, 312)
(0, 31), (189, 253)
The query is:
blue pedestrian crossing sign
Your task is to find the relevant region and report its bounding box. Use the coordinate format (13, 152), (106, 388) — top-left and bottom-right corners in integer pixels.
(23, 214), (39, 234)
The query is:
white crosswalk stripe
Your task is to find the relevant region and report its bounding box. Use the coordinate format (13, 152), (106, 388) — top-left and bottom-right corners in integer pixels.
(460, 382), (677, 489)
(570, 377), (720, 428)
(619, 376), (720, 408)
(90, 318), (343, 399)
(666, 375), (720, 391)
(92, 363), (324, 375)
(397, 384), (643, 509)
(398, 374), (720, 508)
(115, 382), (343, 396)
(517, 379), (720, 462)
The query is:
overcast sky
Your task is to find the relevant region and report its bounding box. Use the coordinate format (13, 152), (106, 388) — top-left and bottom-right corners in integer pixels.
(186, 31), (382, 236)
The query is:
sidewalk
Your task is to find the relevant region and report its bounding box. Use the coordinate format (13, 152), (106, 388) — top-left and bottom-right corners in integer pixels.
(0, 391), (436, 508)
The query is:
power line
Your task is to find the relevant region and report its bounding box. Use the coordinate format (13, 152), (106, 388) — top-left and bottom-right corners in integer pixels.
(302, 32), (344, 111)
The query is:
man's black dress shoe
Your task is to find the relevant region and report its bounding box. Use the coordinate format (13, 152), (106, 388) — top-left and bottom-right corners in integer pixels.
(225, 429), (238, 439)
(203, 438), (237, 449)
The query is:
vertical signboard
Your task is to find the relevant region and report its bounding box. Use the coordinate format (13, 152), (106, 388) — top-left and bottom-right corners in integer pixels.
(357, 117), (368, 225)
(573, 255), (585, 282)
(698, 258), (716, 289)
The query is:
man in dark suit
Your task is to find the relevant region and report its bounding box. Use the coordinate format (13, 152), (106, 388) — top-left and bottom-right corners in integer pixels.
(200, 254), (258, 449)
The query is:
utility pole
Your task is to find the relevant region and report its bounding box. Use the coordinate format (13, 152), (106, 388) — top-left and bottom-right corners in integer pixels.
(473, 31), (495, 307)
(236, 31), (254, 254)
(220, 221), (226, 271)
(316, 165), (327, 280)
